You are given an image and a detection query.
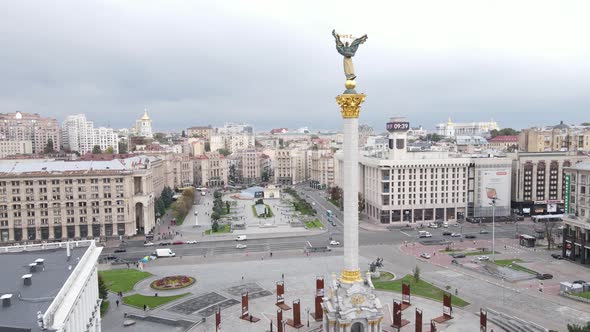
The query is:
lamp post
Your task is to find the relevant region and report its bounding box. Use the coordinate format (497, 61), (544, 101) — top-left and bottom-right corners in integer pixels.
(490, 198), (496, 262)
(306, 307), (310, 327)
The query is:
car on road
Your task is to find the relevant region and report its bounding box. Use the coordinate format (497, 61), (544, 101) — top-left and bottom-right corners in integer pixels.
(236, 244), (247, 249)
(418, 231), (432, 238)
(551, 253), (563, 259)
(236, 235), (247, 241)
(478, 255), (490, 261)
(451, 233), (461, 237)
(420, 253), (431, 259)
(428, 223), (439, 229)
(159, 241), (171, 246)
(443, 222), (449, 228)
(329, 240), (340, 246)
(105, 254), (118, 260)
(186, 240), (197, 244)
(452, 223), (461, 227)
(451, 253), (466, 258)
(114, 248), (127, 253)
(442, 231), (452, 236)
(465, 234), (477, 239)
(172, 241), (184, 245)
(536, 273), (553, 280)
(573, 280), (587, 285)
(479, 230), (489, 234)
(331, 221), (337, 227)
(143, 242), (155, 246)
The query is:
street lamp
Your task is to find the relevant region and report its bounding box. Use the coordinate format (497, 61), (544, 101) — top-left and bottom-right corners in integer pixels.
(306, 307), (310, 327)
(489, 195), (497, 262)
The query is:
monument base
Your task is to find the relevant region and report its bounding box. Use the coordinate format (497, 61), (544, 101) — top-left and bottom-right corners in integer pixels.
(322, 272), (384, 332)
(276, 303), (291, 311)
(391, 319), (410, 329)
(240, 315), (261, 323)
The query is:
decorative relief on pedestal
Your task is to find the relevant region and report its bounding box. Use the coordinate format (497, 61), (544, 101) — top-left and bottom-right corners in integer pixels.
(336, 93), (366, 119)
(339, 269), (363, 283)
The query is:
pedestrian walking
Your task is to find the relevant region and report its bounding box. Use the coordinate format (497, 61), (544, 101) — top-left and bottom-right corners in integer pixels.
(143, 304), (147, 311)
(116, 299), (119, 307)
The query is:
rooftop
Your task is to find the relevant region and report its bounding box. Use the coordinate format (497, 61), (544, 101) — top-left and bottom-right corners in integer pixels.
(488, 135), (519, 142)
(569, 160), (590, 171)
(0, 246), (87, 332)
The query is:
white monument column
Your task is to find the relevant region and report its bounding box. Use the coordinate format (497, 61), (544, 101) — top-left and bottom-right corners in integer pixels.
(336, 80), (365, 283)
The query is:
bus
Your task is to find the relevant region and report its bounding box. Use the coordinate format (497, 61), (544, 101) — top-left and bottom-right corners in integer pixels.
(532, 214), (563, 223)
(326, 210), (334, 218)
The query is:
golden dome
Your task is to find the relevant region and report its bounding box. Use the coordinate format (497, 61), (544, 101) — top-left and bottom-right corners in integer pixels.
(141, 109), (150, 121)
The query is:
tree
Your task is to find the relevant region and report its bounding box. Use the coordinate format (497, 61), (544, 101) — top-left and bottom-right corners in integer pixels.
(153, 132), (168, 144)
(105, 146), (114, 154)
(212, 220), (219, 232)
(92, 145), (102, 154)
(426, 133), (442, 142)
(543, 220), (558, 250)
(226, 201), (230, 214)
(413, 265), (421, 283)
(330, 186), (342, 202)
(118, 141), (128, 154)
(490, 128), (519, 138)
(217, 148), (230, 156)
(98, 274), (109, 314)
(211, 212), (220, 222)
(581, 122), (590, 127)
(204, 142), (211, 152)
(567, 322), (590, 332)
(44, 139), (55, 154)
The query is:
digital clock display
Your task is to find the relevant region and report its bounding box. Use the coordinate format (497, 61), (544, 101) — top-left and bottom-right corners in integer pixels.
(386, 122), (410, 132)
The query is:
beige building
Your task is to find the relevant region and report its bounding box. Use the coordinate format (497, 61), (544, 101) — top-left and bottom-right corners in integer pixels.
(187, 126), (213, 140)
(0, 158), (156, 243)
(193, 152), (228, 187)
(509, 151), (588, 215)
(0, 111), (60, 154)
(143, 152), (194, 189)
(562, 161), (590, 265)
(0, 140), (33, 158)
(310, 150), (335, 189)
(238, 148), (261, 184)
(519, 122), (590, 152)
(487, 135), (519, 151)
(274, 148), (308, 185)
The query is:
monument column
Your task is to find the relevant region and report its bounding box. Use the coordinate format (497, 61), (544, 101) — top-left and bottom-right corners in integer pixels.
(337, 80), (365, 283)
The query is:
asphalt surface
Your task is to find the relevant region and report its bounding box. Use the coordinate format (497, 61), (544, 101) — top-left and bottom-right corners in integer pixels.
(100, 185), (543, 263)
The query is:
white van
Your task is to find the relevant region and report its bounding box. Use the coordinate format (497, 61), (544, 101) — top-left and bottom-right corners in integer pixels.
(235, 235), (247, 241)
(154, 248), (176, 257)
(418, 231), (432, 238)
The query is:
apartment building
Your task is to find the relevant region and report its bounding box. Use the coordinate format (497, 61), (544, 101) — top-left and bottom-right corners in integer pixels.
(0, 140), (33, 158)
(487, 135), (519, 151)
(62, 114), (119, 154)
(519, 122), (590, 152)
(187, 126), (213, 140)
(274, 148), (308, 185)
(193, 152), (228, 187)
(310, 150), (335, 189)
(562, 161), (590, 265)
(0, 111), (60, 154)
(238, 148), (261, 184)
(0, 158), (156, 243)
(509, 152), (588, 215)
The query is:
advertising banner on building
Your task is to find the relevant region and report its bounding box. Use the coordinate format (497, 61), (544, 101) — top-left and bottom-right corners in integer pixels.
(479, 168), (511, 214)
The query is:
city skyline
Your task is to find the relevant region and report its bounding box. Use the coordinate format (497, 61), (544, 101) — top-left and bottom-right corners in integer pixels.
(1, 0), (590, 131)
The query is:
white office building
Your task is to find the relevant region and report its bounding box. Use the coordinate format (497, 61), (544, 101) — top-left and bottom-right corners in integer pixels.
(62, 114), (119, 154)
(337, 117), (511, 224)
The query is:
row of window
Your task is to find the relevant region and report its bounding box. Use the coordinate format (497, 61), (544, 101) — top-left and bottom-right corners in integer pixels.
(0, 178), (124, 186)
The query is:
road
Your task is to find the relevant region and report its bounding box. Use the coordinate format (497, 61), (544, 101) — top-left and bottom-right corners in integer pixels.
(101, 185), (542, 262)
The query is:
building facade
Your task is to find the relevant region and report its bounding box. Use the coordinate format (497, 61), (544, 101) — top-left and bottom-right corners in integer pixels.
(187, 126), (213, 140)
(310, 150), (335, 189)
(436, 117), (499, 137)
(0, 111), (60, 154)
(0, 158), (156, 243)
(238, 148), (261, 184)
(340, 117), (511, 224)
(519, 122), (590, 152)
(562, 161), (590, 265)
(510, 152), (588, 215)
(488, 135), (519, 151)
(193, 152), (228, 187)
(62, 114), (119, 154)
(0, 140), (33, 158)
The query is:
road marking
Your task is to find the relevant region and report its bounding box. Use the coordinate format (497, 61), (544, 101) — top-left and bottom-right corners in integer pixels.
(399, 231), (412, 237)
(307, 240), (312, 248)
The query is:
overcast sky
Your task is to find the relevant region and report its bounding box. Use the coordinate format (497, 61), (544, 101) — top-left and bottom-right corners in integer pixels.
(1, 0), (589, 132)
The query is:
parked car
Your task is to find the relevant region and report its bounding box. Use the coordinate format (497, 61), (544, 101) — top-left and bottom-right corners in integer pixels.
(572, 280), (587, 285)
(236, 235), (247, 241)
(536, 273), (553, 280)
(159, 241), (171, 246)
(442, 231), (452, 236)
(420, 253), (431, 259)
(329, 240), (340, 246)
(143, 242), (155, 246)
(114, 248), (127, 253)
(186, 240), (198, 244)
(479, 230), (489, 234)
(478, 255), (490, 261)
(451, 233), (461, 237)
(105, 254), (118, 260)
(236, 244), (247, 249)
(452, 223), (461, 227)
(331, 221), (337, 227)
(465, 234), (477, 239)
(451, 259), (459, 264)
(172, 241), (184, 245)
(551, 253), (563, 259)
(451, 253), (466, 258)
